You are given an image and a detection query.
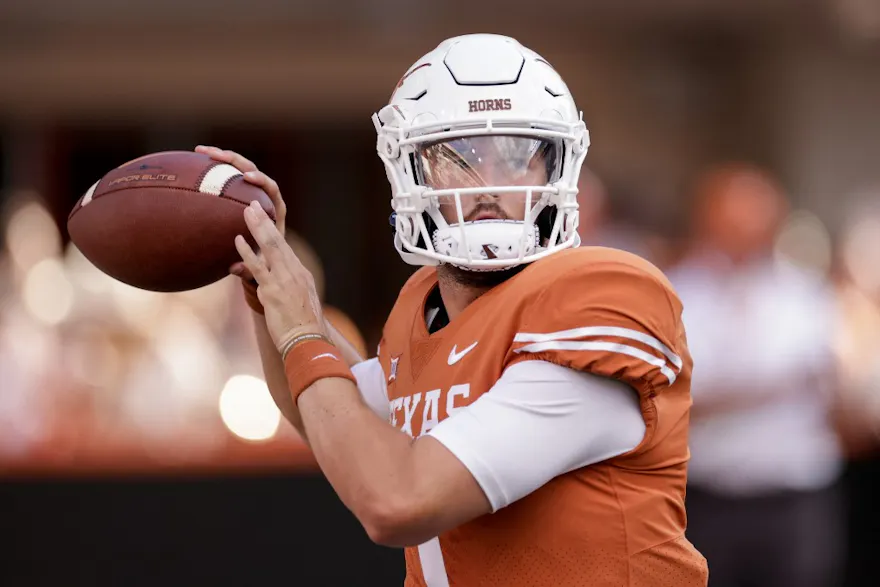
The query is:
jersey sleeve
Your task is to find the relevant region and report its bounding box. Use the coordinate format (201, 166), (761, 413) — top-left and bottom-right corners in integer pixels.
(508, 260), (688, 397)
(427, 360), (646, 511)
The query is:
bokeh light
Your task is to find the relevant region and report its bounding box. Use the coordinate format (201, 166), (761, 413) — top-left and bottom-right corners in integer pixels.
(5, 198), (61, 272)
(22, 258), (75, 325)
(218, 374), (281, 442)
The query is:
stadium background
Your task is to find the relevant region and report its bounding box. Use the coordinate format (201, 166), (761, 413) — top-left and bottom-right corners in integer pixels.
(1, 1), (878, 585)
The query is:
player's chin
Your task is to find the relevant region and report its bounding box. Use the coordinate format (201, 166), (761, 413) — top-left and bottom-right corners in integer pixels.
(439, 263), (527, 289)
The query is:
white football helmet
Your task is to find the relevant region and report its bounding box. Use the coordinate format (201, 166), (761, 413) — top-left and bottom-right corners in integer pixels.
(373, 34), (590, 270)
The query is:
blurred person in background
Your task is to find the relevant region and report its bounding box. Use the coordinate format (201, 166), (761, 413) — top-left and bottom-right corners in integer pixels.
(831, 194), (880, 457)
(831, 193), (880, 587)
(668, 163), (845, 587)
(208, 33), (707, 586)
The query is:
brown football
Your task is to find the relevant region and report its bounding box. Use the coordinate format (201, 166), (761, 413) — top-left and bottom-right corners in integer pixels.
(67, 151), (275, 292)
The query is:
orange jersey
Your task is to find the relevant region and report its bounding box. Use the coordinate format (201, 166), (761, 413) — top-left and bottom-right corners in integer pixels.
(377, 247), (708, 586)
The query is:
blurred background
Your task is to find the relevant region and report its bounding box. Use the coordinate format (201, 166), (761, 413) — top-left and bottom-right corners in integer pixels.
(1, 1), (879, 585)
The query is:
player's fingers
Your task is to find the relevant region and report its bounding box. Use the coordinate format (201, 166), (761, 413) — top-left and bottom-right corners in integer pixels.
(224, 150), (259, 173)
(243, 202), (311, 288)
(195, 145), (233, 163)
(234, 235), (270, 282)
(244, 202), (287, 265)
(195, 146), (258, 173)
(243, 170), (287, 226)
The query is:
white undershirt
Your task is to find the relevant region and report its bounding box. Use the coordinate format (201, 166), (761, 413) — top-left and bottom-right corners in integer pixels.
(351, 358), (645, 511)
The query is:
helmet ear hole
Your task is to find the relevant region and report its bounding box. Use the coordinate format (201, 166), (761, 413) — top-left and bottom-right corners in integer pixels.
(535, 206), (557, 243)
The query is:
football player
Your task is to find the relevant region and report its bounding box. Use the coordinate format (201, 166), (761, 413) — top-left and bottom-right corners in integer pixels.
(203, 33), (708, 587)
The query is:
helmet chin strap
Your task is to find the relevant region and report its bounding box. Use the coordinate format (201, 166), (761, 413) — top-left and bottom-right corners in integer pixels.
(432, 220), (540, 271)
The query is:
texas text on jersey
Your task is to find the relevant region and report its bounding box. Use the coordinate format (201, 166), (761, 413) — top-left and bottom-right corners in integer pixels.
(378, 247), (708, 586)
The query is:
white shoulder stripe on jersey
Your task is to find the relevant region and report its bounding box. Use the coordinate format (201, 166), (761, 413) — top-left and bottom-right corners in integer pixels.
(514, 326), (682, 369)
(198, 163), (242, 196)
(514, 339), (678, 384)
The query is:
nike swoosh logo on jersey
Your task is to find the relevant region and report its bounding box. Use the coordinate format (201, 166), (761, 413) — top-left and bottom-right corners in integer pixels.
(448, 342), (478, 365)
(311, 353), (339, 361)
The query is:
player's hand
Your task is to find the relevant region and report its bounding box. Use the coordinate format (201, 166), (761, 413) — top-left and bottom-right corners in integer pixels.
(235, 201), (327, 352)
(194, 145), (288, 281)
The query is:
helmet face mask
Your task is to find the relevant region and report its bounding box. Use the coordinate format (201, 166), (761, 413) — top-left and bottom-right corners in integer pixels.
(373, 34), (590, 271)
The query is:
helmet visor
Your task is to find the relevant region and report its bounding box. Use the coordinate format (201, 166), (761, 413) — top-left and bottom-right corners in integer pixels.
(416, 135), (562, 191)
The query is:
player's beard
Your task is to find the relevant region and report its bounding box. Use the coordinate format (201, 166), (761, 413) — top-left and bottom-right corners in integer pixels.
(437, 262), (527, 290)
